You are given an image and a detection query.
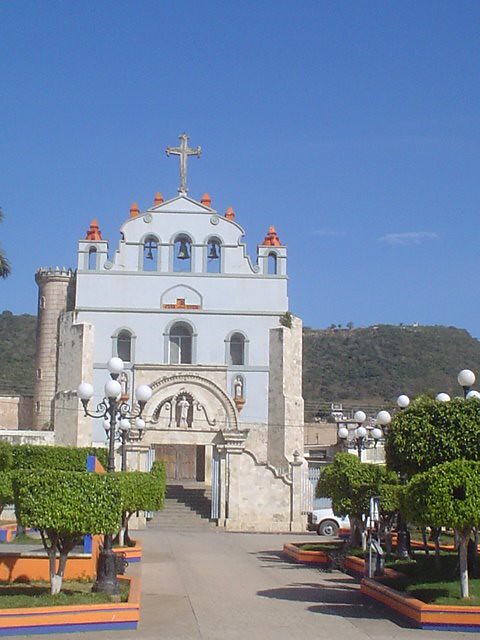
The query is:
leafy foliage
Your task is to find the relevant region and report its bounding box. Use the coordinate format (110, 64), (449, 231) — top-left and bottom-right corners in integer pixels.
(10, 444), (108, 472)
(316, 453), (398, 518)
(0, 471), (14, 514)
(14, 471), (121, 534)
(14, 470), (122, 594)
(404, 460), (480, 530)
(386, 396), (480, 477)
(403, 459), (480, 598)
(0, 440), (13, 471)
(116, 468), (166, 514)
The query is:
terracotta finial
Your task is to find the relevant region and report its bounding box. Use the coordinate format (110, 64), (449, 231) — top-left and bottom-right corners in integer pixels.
(225, 206), (235, 221)
(130, 202), (140, 218)
(86, 219), (102, 240)
(154, 192), (164, 206)
(201, 193), (212, 207)
(262, 225), (282, 246)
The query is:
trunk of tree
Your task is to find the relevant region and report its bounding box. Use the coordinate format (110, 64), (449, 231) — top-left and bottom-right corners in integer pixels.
(349, 516), (364, 547)
(118, 511), (134, 547)
(421, 527), (429, 555)
(473, 528), (479, 578)
(458, 528), (470, 599)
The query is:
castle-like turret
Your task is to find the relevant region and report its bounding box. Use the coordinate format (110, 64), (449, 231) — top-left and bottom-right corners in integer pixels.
(33, 267), (75, 429)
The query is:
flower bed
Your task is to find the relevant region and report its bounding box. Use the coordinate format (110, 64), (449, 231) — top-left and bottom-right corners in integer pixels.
(0, 575), (140, 636)
(284, 541), (480, 631)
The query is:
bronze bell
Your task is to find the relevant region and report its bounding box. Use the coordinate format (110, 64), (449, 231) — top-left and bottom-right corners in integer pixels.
(145, 241), (155, 260)
(177, 240), (190, 260)
(208, 243), (219, 260)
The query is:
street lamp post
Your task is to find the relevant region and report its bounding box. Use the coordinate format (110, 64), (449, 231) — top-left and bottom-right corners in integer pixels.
(353, 410), (367, 459)
(390, 394), (411, 559)
(118, 417), (148, 472)
(77, 357), (152, 595)
(458, 369), (476, 399)
(337, 410), (387, 459)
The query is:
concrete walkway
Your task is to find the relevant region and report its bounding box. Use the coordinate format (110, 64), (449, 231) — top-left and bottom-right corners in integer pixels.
(54, 525), (476, 640)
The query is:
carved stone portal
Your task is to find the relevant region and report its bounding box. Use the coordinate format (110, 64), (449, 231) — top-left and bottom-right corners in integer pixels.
(151, 388), (218, 430)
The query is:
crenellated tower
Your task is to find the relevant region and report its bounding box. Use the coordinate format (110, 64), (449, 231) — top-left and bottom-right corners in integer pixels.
(33, 267), (75, 429)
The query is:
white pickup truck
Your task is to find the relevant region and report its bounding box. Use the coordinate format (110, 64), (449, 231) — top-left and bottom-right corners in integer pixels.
(307, 506), (350, 537)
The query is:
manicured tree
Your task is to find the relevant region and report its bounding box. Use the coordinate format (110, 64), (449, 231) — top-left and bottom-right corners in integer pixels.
(386, 395), (480, 478)
(377, 481), (401, 554)
(116, 463), (166, 546)
(316, 453), (397, 546)
(14, 470), (121, 595)
(404, 459), (480, 598)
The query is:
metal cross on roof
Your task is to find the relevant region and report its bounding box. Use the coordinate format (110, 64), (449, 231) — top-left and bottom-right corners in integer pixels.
(166, 133), (202, 195)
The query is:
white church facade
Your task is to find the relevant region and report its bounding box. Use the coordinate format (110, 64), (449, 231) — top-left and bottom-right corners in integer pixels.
(33, 135), (305, 531)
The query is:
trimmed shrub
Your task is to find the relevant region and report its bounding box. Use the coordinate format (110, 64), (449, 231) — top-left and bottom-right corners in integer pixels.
(11, 445), (108, 471)
(14, 470), (121, 594)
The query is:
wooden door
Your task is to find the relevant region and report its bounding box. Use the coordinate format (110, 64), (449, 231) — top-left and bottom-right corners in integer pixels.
(155, 445), (197, 480)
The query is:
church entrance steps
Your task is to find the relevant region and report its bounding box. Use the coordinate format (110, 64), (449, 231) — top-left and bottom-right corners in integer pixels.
(150, 483), (217, 531)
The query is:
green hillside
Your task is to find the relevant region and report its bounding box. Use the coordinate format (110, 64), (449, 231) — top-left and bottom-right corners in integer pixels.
(1, 313), (480, 421)
(0, 311), (36, 395)
(303, 324), (480, 419)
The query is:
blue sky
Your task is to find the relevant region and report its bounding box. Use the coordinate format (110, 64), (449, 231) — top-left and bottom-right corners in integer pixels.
(1, 1), (480, 336)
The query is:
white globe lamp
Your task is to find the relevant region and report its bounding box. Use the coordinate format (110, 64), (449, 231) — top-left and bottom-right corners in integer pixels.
(356, 425), (367, 438)
(136, 385), (153, 404)
(397, 394), (410, 409)
(77, 382), (94, 401)
(105, 379), (122, 399)
(107, 357), (124, 376)
(338, 426), (349, 439)
(458, 369), (475, 388)
(376, 410), (391, 427)
(354, 410), (366, 424)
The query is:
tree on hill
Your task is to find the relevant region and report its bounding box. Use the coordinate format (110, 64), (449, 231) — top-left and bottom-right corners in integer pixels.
(0, 209), (10, 279)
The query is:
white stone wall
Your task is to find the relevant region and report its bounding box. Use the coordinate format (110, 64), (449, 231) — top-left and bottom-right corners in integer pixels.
(54, 312), (94, 447)
(0, 396), (33, 429)
(224, 449), (304, 532)
(267, 316), (304, 468)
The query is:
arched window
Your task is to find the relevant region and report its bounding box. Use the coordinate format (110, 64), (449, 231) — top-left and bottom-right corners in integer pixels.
(206, 237), (221, 273)
(169, 322), (193, 364)
(173, 234), (192, 272)
(117, 330), (132, 362)
(143, 236), (158, 271)
(229, 332), (246, 365)
(39, 296), (46, 310)
(88, 247), (97, 270)
(267, 252), (277, 275)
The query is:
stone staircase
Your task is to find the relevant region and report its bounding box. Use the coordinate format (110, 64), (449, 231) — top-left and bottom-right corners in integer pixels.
(149, 482), (218, 531)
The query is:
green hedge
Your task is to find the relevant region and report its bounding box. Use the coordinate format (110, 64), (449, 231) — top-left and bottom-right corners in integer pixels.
(7, 444), (108, 472)
(116, 463), (167, 514)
